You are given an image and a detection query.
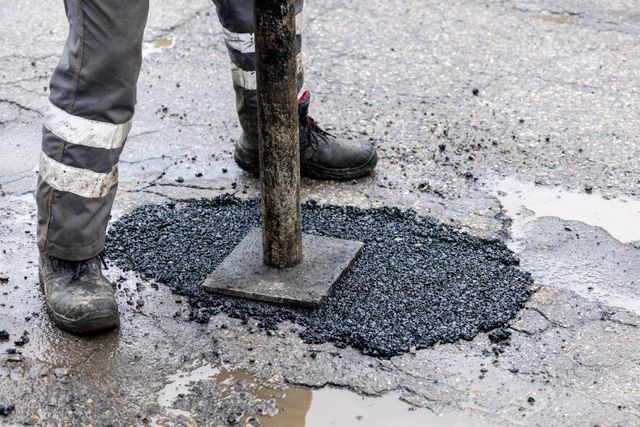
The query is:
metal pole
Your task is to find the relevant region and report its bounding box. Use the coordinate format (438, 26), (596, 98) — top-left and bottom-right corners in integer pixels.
(255, 0), (302, 268)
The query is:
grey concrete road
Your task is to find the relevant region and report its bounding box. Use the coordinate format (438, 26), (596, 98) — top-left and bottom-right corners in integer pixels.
(1, 0), (639, 425)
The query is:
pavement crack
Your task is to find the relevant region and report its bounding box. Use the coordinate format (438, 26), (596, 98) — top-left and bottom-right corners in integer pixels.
(508, 325), (535, 336)
(1, 75), (49, 88)
(120, 155), (168, 165)
(124, 166), (228, 194)
(140, 189), (180, 202)
(599, 310), (639, 328)
(606, 319), (639, 328)
(512, 5), (583, 19)
(146, 5), (212, 37)
(125, 170), (169, 193)
(153, 183), (227, 191)
(0, 174), (34, 188)
(0, 53), (57, 62)
(0, 98), (44, 117)
(573, 390), (640, 416)
(528, 307), (571, 329)
(126, 129), (163, 141)
(571, 355), (623, 369)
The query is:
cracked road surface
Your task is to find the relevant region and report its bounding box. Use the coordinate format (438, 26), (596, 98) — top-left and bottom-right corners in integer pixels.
(1, 0), (639, 425)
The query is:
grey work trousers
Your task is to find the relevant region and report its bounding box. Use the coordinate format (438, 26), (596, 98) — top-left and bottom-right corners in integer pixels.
(37, 0), (304, 261)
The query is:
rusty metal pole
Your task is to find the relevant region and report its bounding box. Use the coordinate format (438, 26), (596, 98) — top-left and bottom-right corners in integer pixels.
(255, 0), (302, 268)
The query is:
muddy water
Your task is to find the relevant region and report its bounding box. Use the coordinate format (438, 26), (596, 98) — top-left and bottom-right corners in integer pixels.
(154, 364), (487, 427)
(155, 363), (221, 420)
(305, 388), (487, 427)
(534, 12), (577, 25)
(263, 385), (311, 427)
(142, 36), (176, 58)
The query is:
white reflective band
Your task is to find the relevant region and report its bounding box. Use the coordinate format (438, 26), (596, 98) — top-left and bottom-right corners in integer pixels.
(223, 12), (302, 55)
(296, 12), (302, 35)
(231, 67), (257, 91)
(44, 102), (131, 150)
(231, 54), (303, 90)
(223, 28), (255, 54)
(39, 151), (118, 199)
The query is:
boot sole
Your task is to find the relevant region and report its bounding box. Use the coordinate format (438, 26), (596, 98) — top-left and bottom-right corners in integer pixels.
(39, 273), (119, 335)
(49, 309), (119, 335)
(301, 150), (378, 181)
(234, 149), (378, 181)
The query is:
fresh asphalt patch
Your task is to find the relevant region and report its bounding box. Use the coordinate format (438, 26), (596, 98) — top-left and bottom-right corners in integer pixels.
(106, 195), (532, 357)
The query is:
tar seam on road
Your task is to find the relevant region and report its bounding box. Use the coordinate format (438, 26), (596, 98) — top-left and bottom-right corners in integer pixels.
(106, 195), (532, 357)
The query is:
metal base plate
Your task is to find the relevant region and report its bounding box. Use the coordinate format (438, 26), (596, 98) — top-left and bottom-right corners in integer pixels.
(202, 228), (363, 306)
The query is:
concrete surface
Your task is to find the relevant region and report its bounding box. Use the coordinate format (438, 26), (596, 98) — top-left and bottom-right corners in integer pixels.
(1, 0), (639, 425)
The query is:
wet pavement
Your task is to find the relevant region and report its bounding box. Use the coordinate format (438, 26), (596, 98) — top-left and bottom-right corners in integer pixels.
(1, 0), (639, 425)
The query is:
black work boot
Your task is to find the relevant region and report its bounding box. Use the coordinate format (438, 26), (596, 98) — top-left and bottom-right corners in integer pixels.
(234, 91), (378, 180)
(38, 252), (119, 334)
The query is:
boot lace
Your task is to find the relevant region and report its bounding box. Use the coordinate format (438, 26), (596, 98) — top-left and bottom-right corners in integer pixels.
(302, 114), (335, 150)
(70, 252), (108, 281)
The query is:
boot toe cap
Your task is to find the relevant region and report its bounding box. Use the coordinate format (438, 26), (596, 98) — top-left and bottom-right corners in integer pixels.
(303, 139), (378, 180)
(46, 282), (119, 333)
(58, 296), (118, 321)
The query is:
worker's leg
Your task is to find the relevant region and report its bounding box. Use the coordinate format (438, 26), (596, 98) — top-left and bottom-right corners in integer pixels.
(212, 0), (304, 149)
(38, 0), (149, 261)
(37, 0), (149, 334)
(211, 0), (377, 180)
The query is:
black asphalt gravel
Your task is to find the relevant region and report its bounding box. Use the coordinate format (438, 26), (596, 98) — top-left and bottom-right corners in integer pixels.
(106, 195), (532, 357)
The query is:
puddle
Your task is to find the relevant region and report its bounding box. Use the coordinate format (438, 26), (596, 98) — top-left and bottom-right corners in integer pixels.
(304, 388), (487, 427)
(153, 365), (487, 426)
(154, 362), (221, 422)
(261, 385), (311, 427)
(535, 12), (578, 25)
(142, 36), (176, 58)
(488, 176), (640, 314)
(489, 176), (640, 248)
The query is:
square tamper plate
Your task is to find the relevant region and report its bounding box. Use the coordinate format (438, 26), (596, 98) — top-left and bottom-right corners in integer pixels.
(202, 228), (363, 306)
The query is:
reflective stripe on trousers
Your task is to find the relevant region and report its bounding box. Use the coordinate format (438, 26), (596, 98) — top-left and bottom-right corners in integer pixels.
(37, 0), (148, 261)
(214, 0), (305, 144)
(38, 0), (304, 260)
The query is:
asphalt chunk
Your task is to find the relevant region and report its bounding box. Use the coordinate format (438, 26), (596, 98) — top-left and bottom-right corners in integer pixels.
(13, 334), (29, 347)
(106, 195), (532, 357)
(488, 327), (512, 343)
(0, 405), (14, 417)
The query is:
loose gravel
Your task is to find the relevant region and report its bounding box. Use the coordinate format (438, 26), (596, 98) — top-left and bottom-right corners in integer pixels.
(106, 195), (532, 357)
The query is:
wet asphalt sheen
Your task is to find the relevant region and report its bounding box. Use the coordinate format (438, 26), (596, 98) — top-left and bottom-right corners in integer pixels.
(106, 195), (533, 357)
